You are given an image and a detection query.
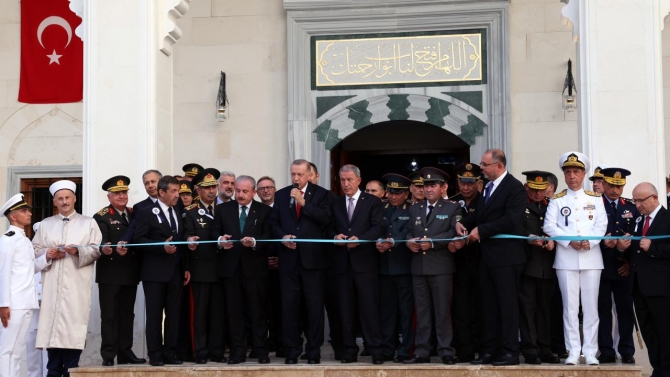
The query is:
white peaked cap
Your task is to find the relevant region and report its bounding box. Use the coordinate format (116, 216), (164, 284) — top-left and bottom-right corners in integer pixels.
(558, 151), (590, 172)
(0, 193), (30, 218)
(49, 180), (77, 196)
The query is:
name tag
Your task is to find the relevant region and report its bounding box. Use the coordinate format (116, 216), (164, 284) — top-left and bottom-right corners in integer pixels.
(436, 215), (448, 220)
(584, 205), (596, 211)
(398, 216), (410, 220)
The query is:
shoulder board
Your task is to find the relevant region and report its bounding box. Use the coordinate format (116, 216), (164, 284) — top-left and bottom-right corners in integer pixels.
(585, 190), (601, 197)
(552, 189), (567, 199)
(96, 207), (109, 216)
(185, 203), (199, 211)
(4, 231), (14, 237)
(448, 200), (457, 204)
(620, 197), (631, 205)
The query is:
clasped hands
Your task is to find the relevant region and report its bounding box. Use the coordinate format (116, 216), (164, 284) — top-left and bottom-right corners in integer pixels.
(102, 241), (128, 256)
(218, 235), (255, 249)
(334, 234), (359, 248)
(46, 244), (78, 261)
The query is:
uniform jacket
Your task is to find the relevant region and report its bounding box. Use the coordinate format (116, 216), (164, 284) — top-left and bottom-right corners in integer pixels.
(406, 198), (460, 275)
(522, 198), (556, 279)
(601, 196), (638, 280)
(543, 188), (608, 270)
(628, 206), (670, 296)
(183, 201), (220, 283)
(94, 205), (140, 285)
(451, 192), (481, 270)
(379, 201), (412, 275)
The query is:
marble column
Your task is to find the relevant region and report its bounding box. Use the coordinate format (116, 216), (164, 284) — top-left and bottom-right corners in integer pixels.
(562, 0), (670, 194)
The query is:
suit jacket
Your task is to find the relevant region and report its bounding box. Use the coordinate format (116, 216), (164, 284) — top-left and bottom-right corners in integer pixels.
(522, 198), (555, 279)
(328, 191), (384, 274)
(406, 198), (460, 275)
(379, 201), (412, 275)
(269, 183), (332, 271)
(210, 200), (271, 279)
(94, 205), (140, 285)
(601, 196), (638, 280)
(629, 206), (670, 296)
(134, 201), (189, 282)
(460, 173), (527, 267)
(183, 202), (220, 283)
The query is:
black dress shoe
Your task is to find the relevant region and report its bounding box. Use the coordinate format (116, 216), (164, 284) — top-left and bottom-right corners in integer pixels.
(308, 357), (321, 364)
(118, 352), (147, 365)
(442, 355), (456, 365)
(258, 355), (270, 364)
(394, 355), (410, 363)
(372, 355), (384, 365)
(210, 354), (227, 363)
(341, 355), (358, 363)
(524, 355), (541, 365)
(163, 355), (183, 365)
(227, 357), (246, 364)
(597, 354), (616, 363)
(285, 357), (298, 364)
(360, 349), (371, 357)
(470, 353), (493, 365)
(334, 352), (344, 361)
(621, 354), (635, 364)
(403, 355), (430, 364)
(539, 353), (561, 364)
(456, 354), (475, 363)
(149, 359), (164, 367)
(557, 351), (569, 359)
(492, 354), (520, 366)
(196, 355), (208, 364)
(102, 360), (114, 366)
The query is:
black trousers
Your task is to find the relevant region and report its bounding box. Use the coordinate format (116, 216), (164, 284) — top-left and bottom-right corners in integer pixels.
(324, 266), (344, 356)
(143, 266), (183, 360)
(479, 262), (524, 356)
(98, 284), (138, 361)
(598, 276), (635, 357)
(518, 275), (555, 357)
(337, 265), (383, 357)
(452, 264), (483, 357)
(280, 265), (325, 359)
(47, 348), (82, 377)
(223, 272), (268, 359)
(413, 274), (454, 358)
(633, 277), (670, 377)
(550, 278), (566, 353)
(379, 274), (414, 358)
(176, 284), (193, 359)
(191, 281), (225, 357)
(267, 269), (283, 353)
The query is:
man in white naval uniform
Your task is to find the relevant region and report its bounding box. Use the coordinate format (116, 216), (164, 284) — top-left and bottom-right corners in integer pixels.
(543, 152), (607, 365)
(26, 222), (48, 377)
(0, 195), (53, 377)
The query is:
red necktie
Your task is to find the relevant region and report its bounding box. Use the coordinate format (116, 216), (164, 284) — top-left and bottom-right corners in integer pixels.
(642, 216), (651, 236)
(296, 190), (304, 219)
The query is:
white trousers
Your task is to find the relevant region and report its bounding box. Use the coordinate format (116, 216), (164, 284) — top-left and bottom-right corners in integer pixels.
(26, 308), (47, 377)
(0, 309), (33, 377)
(556, 269), (601, 356)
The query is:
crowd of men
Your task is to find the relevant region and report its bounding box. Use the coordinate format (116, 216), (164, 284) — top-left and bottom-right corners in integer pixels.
(0, 149), (669, 377)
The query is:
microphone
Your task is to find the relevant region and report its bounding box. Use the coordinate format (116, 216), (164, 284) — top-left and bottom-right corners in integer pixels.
(289, 183), (299, 208)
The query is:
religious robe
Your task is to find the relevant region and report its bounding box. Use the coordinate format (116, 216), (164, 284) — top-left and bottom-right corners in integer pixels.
(32, 212), (102, 350)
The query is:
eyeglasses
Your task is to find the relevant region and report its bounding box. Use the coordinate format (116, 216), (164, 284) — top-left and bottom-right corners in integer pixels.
(258, 186), (275, 191)
(631, 194), (654, 204)
(480, 161), (498, 168)
(365, 189), (379, 193)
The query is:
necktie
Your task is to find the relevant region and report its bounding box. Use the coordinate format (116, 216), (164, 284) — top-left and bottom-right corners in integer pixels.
(642, 215), (651, 236)
(427, 205), (434, 219)
(207, 205), (213, 216)
(610, 201), (617, 212)
(347, 197), (355, 221)
(296, 190), (304, 219)
(167, 207), (178, 235)
(484, 183), (494, 204)
(121, 212), (128, 225)
(240, 206), (248, 231)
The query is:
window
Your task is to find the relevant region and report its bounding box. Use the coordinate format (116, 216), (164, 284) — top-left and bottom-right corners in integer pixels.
(20, 177), (83, 238)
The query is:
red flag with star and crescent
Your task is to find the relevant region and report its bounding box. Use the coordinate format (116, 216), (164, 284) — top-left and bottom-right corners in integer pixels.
(19, 0), (83, 103)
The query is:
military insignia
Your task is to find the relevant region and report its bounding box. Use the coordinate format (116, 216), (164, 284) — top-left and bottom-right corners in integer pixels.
(622, 211), (633, 218)
(455, 215), (463, 222)
(109, 219), (120, 225)
(181, 183), (188, 191)
(185, 203), (198, 211)
(436, 215), (448, 220)
(197, 218), (207, 228)
(398, 216), (410, 220)
(109, 207), (115, 215)
(426, 174), (431, 179)
(192, 167), (198, 173)
(198, 209), (206, 216)
(463, 172), (473, 177)
(525, 208), (530, 214)
(96, 207), (109, 216)
(468, 208), (475, 213)
(389, 182), (399, 188)
(535, 176), (543, 182)
(465, 164), (472, 171)
(584, 204), (596, 211)
(585, 190), (601, 197)
(552, 189), (567, 199)
(415, 216), (422, 225)
(152, 208), (160, 215)
(614, 171), (622, 179)
(589, 214), (593, 220)
(4, 231), (14, 237)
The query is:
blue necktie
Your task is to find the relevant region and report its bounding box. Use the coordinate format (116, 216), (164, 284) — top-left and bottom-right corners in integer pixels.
(484, 183), (494, 204)
(168, 207), (178, 235)
(240, 206), (247, 231)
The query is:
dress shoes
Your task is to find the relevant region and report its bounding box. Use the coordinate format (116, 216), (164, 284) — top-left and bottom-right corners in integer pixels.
(360, 349), (371, 356)
(470, 353), (493, 365)
(334, 352), (344, 361)
(227, 357), (246, 364)
(524, 355), (541, 365)
(492, 354), (520, 366)
(539, 353), (561, 364)
(341, 355), (358, 363)
(285, 357), (298, 364)
(210, 354), (227, 363)
(163, 355), (183, 365)
(118, 352), (146, 365)
(258, 355), (271, 364)
(584, 354), (599, 365)
(403, 355), (430, 364)
(149, 358), (164, 367)
(102, 360), (114, 366)
(372, 355), (384, 365)
(394, 355), (410, 363)
(307, 357), (321, 364)
(195, 355), (208, 364)
(621, 354), (635, 364)
(564, 354), (579, 365)
(442, 355), (456, 365)
(597, 354), (615, 363)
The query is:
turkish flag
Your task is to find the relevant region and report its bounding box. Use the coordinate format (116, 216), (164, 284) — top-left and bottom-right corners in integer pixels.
(19, 0), (83, 103)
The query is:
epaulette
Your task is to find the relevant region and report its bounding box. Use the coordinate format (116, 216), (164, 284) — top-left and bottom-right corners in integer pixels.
(4, 231), (14, 237)
(620, 197), (631, 205)
(552, 189), (567, 199)
(185, 203), (199, 211)
(585, 190), (601, 197)
(96, 207), (109, 217)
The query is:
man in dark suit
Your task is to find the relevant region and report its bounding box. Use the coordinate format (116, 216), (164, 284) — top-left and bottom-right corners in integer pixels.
(518, 171), (560, 364)
(134, 175), (191, 366)
(268, 159), (332, 364)
(456, 149), (527, 366)
(94, 176), (145, 366)
(376, 174), (414, 363)
(210, 175), (272, 364)
(404, 168), (460, 365)
(329, 164), (385, 364)
(183, 168), (226, 364)
(621, 183), (670, 377)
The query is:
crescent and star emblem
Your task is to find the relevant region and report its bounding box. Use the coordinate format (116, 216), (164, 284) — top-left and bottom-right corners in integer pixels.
(36, 16), (73, 65)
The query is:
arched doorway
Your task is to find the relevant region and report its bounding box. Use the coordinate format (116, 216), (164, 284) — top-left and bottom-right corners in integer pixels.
(329, 120), (470, 196)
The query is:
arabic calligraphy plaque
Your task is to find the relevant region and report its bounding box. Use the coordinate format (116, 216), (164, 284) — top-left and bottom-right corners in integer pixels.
(312, 30), (485, 90)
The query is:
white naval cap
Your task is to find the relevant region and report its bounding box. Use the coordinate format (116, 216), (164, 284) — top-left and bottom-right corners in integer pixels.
(0, 193), (31, 217)
(558, 151), (590, 172)
(49, 180), (77, 196)
(33, 221), (41, 233)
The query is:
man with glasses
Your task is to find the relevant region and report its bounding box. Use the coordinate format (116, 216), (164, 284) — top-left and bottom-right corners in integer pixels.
(621, 183), (670, 377)
(456, 149), (527, 366)
(543, 152), (607, 365)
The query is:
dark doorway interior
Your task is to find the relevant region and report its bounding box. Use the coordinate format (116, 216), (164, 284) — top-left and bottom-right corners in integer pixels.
(330, 120), (471, 197)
